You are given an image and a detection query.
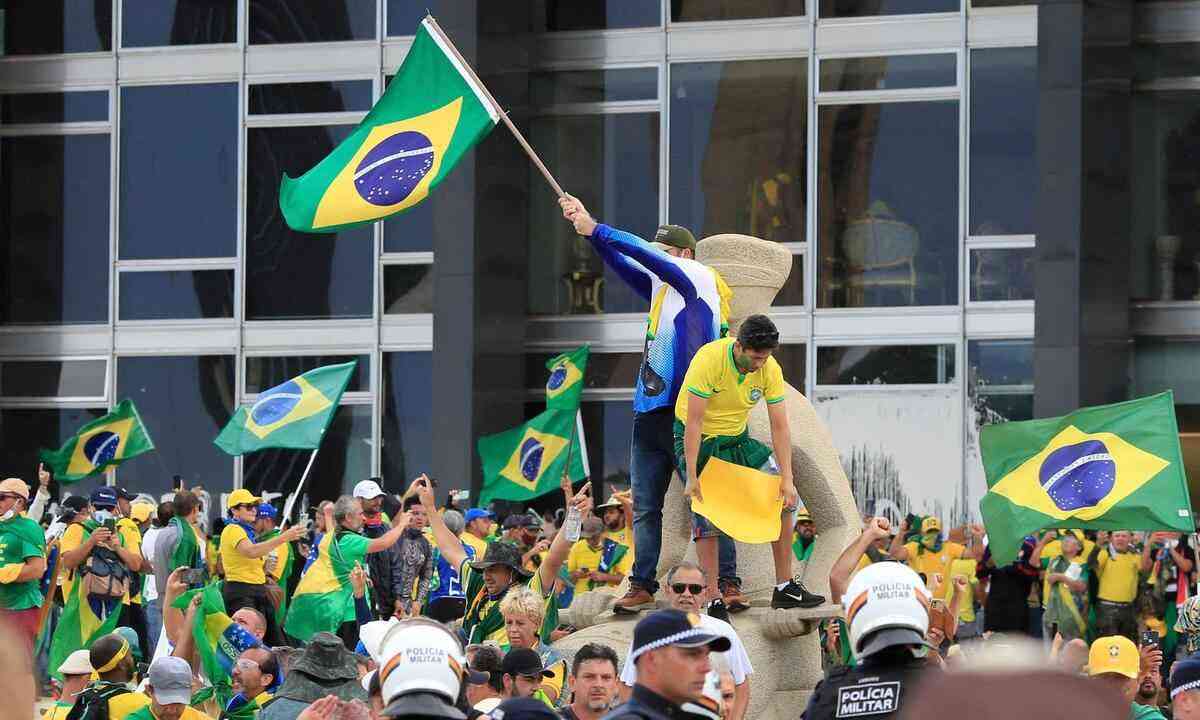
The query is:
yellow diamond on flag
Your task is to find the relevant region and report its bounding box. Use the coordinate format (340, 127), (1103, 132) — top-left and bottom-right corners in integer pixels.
(244, 376), (334, 440)
(989, 425), (1170, 522)
(67, 417), (136, 477)
(498, 426), (570, 491)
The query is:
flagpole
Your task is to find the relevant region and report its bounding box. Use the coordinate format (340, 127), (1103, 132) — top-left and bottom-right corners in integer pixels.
(281, 447), (320, 529)
(423, 16), (566, 198)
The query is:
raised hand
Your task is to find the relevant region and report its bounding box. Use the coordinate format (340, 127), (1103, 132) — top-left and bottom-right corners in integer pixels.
(37, 463), (50, 489)
(865, 517), (890, 541)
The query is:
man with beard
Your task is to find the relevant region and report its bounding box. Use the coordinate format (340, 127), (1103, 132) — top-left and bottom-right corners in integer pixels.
(792, 509), (816, 563)
(561, 644), (620, 720)
(595, 497), (634, 579)
(352, 479), (404, 620)
(393, 496), (433, 618)
(223, 647), (279, 718)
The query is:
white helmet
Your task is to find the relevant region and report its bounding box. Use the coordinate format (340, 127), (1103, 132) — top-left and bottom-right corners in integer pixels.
(842, 562), (930, 659)
(377, 618), (467, 709)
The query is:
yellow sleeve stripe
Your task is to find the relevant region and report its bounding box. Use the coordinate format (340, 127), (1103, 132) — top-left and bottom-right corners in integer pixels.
(687, 387), (712, 398)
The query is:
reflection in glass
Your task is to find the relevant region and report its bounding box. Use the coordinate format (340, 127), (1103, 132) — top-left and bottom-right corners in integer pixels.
(120, 83), (238, 260)
(246, 355), (370, 394)
(670, 60), (807, 243)
(3, 1), (113, 54)
(244, 404), (372, 500)
(2, 135), (110, 325)
(0, 360), (107, 398)
(969, 339), (1033, 424)
(1, 92), (108, 124)
(249, 0), (377, 43)
(817, 345), (955, 384)
(524, 353), (640, 389)
(121, 0), (237, 47)
(119, 271), (235, 320)
(528, 113), (658, 315)
(382, 352), (434, 491)
(969, 248), (1034, 301)
(671, 0), (806, 21)
(1137, 43), (1200, 82)
(775, 254), (805, 306)
(531, 69), (658, 106)
(820, 54), (956, 92)
(543, 1), (661, 30)
(383, 265), (435, 314)
(970, 48), (1036, 236)
(249, 81), (374, 114)
(246, 125), (373, 319)
(383, 200), (434, 252)
(772, 344), (807, 387)
(817, 102), (958, 307)
(388, 0), (436, 36)
(0, 408), (106, 490)
(116, 356), (235, 498)
(820, 0), (958, 16)
(1134, 339), (1200, 405)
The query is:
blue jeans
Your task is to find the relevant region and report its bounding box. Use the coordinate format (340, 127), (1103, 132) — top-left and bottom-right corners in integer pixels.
(145, 597), (163, 650)
(630, 409), (737, 592)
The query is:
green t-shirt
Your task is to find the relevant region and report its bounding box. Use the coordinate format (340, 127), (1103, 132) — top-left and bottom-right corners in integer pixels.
(0, 515), (44, 610)
(1130, 703), (1167, 720)
(334, 531), (370, 622)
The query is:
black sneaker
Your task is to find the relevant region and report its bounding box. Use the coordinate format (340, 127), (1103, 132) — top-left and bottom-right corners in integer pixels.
(707, 598), (730, 623)
(771, 578), (825, 609)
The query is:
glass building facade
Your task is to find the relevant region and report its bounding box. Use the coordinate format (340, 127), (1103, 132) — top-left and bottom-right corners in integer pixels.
(0, 1), (1195, 520)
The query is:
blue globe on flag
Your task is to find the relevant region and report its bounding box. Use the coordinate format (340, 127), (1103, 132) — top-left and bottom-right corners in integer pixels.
(354, 130), (435, 207)
(1040, 439), (1116, 512)
(84, 431), (121, 468)
(547, 365), (567, 391)
(251, 381), (303, 426)
(519, 437), (545, 481)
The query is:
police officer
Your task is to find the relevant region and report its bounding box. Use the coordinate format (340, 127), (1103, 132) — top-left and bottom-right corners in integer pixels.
(802, 562), (931, 720)
(603, 609), (731, 720)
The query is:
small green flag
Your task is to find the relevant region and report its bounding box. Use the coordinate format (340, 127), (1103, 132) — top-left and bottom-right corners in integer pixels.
(979, 391), (1193, 564)
(545, 345), (589, 411)
(477, 409), (588, 507)
(279, 17), (499, 233)
(38, 399), (154, 483)
(215, 361), (356, 456)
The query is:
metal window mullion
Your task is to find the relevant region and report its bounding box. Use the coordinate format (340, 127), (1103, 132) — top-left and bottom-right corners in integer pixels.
(116, 257), (238, 271)
(659, 56), (669, 227)
(815, 87), (958, 105)
(806, 2), (818, 396)
(535, 100), (660, 116)
(234, 0), (250, 492)
(816, 47), (961, 61)
(381, 251), (435, 266)
(108, 53), (120, 416)
(372, 52), (383, 480)
(0, 122), (111, 136)
(958, 11), (970, 516)
(245, 111), (366, 127)
(966, 234), (1035, 249)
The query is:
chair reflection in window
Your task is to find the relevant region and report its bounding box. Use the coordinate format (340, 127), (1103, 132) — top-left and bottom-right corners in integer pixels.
(562, 235), (605, 314)
(749, 172), (804, 244)
(825, 201), (918, 306)
(971, 249), (1033, 302)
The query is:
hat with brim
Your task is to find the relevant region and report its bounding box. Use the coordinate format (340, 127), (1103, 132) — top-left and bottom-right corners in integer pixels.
(290, 632), (361, 683)
(596, 498), (622, 511)
(0, 479), (29, 501)
(857, 627), (930, 659)
(381, 691), (466, 720)
(57, 649), (93, 676)
(469, 541), (532, 579)
(628, 610), (732, 666)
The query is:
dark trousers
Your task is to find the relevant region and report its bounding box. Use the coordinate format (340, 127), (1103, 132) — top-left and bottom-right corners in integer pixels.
(118, 602), (149, 659)
(1096, 600), (1137, 641)
(223, 581), (283, 646)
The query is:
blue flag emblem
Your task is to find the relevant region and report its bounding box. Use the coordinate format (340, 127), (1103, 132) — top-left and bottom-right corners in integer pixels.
(354, 130), (436, 206)
(84, 431), (121, 467)
(250, 381), (304, 426)
(519, 437), (544, 481)
(1040, 439), (1116, 512)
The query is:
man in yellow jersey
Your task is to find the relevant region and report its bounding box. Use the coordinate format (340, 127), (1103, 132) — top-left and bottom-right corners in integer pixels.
(112, 487), (150, 657)
(567, 518), (626, 597)
(889, 516), (984, 601)
(675, 314), (824, 613)
(219, 489), (305, 646)
(59, 488), (141, 628)
(462, 509), (494, 558)
(596, 494), (635, 569)
(1091, 530), (1144, 641)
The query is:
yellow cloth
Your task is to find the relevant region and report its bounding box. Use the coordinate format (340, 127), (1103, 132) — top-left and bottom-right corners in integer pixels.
(674, 337), (787, 436)
(901, 541), (967, 601)
(117, 518), (142, 604)
(691, 458), (783, 543)
(461, 566), (548, 646)
(220, 524), (265, 585)
(1039, 534), (1096, 605)
(948, 557), (979, 623)
(42, 702), (73, 720)
(604, 526), (634, 553)
(59, 523), (86, 598)
(541, 652), (567, 702)
(268, 541), (290, 583)
(108, 691), (151, 720)
(1096, 550), (1141, 603)
(0, 563), (22, 583)
(566, 540), (609, 596)
(206, 537), (219, 579)
(462, 533), (488, 558)
(852, 554), (872, 578)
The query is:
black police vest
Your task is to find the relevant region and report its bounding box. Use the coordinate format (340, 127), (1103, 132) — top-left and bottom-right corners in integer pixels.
(801, 655), (928, 720)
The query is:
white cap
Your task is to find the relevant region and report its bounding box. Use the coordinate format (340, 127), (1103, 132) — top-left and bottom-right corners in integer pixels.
(377, 619), (466, 705)
(353, 480), (385, 500)
(842, 562), (930, 659)
(360, 618), (400, 661)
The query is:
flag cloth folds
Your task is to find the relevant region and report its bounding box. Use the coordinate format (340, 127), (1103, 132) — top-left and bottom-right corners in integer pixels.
(980, 391), (1192, 564)
(545, 346), (589, 411)
(38, 399), (154, 483)
(47, 573), (122, 680)
(477, 409), (588, 506)
(279, 18), (499, 232)
(284, 530), (369, 643)
(169, 583), (262, 707)
(215, 361), (356, 455)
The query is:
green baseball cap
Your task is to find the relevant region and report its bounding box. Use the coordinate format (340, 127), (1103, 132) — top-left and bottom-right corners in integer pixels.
(653, 224), (696, 251)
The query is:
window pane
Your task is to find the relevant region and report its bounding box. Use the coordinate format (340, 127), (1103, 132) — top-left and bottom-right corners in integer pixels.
(0, 360), (106, 398)
(531, 69), (658, 106)
(970, 339), (1033, 423)
(579, 401), (633, 488)
(820, 0), (959, 16)
(382, 352), (433, 489)
(248, 81), (374, 114)
(817, 102), (959, 308)
(524, 352), (640, 389)
(0, 408), (106, 490)
(1135, 339), (1200, 405)
(775, 254), (805, 306)
(970, 48), (1036, 236)
(118, 270), (234, 320)
(2, 135), (110, 324)
(671, 0), (806, 21)
(247, 355), (369, 394)
(817, 344), (956, 384)
(969, 248), (1034, 301)
(820, 54), (956, 93)
(246, 125), (374, 320)
(773, 344), (807, 387)
(387, 0), (431, 36)
(670, 59), (807, 243)
(116, 356), (235, 497)
(1, 92), (107, 124)
(970, 0), (1033, 6)
(529, 113), (658, 315)
(383, 199), (434, 252)
(243, 404), (372, 499)
(383, 264), (434, 314)
(120, 83), (238, 259)
(121, 0), (237, 47)
(1137, 43), (1200, 82)
(542, 1), (660, 30)
(2, 1), (113, 55)
(249, 0), (377, 43)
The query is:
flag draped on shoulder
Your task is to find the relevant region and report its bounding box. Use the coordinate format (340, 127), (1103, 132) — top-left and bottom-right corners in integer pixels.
(38, 400), (154, 483)
(545, 346), (589, 410)
(279, 17), (499, 232)
(215, 361), (356, 455)
(284, 530), (369, 643)
(980, 392), (1192, 564)
(170, 583), (262, 707)
(48, 573), (122, 680)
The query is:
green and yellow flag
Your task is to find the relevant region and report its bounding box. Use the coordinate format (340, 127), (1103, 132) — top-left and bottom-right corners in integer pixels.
(214, 361), (356, 455)
(39, 399), (154, 483)
(980, 392), (1192, 564)
(279, 17), (499, 232)
(477, 409), (588, 507)
(48, 573), (122, 680)
(284, 530), (370, 643)
(170, 583), (263, 707)
(545, 346), (589, 411)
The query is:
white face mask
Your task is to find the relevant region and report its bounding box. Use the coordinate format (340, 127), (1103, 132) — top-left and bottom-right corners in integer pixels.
(0, 509), (14, 522)
(93, 509), (114, 524)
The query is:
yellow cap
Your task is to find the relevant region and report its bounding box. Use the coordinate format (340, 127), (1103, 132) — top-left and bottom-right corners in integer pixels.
(1088, 635), (1139, 679)
(795, 508), (812, 523)
(920, 517), (942, 534)
(130, 502), (154, 523)
(227, 488), (262, 510)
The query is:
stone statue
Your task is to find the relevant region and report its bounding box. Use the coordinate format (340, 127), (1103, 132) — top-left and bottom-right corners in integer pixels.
(553, 234), (861, 718)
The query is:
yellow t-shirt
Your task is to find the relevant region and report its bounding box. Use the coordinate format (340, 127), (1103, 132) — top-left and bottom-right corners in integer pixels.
(42, 702), (73, 720)
(566, 540), (610, 596)
(1096, 549), (1141, 603)
(108, 690), (151, 720)
(458, 559), (550, 646)
(462, 533), (488, 559)
(539, 649), (567, 702)
(674, 337), (787, 437)
(117, 518), (143, 604)
(901, 541), (967, 601)
(1039, 534), (1096, 605)
(605, 526), (634, 553)
(268, 541), (290, 583)
(59, 523), (86, 598)
(220, 524), (265, 585)
(948, 557), (979, 623)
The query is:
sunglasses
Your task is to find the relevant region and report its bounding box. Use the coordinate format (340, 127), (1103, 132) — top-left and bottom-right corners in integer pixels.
(671, 583), (705, 596)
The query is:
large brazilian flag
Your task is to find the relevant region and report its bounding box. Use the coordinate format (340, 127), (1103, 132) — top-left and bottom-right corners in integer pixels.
(48, 574), (122, 680)
(980, 392), (1193, 564)
(39, 399), (155, 483)
(279, 17), (499, 232)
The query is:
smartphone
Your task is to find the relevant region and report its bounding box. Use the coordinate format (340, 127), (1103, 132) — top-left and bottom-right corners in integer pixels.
(103, 518), (116, 532)
(173, 474), (183, 491)
(181, 568), (206, 586)
(1143, 630), (1161, 649)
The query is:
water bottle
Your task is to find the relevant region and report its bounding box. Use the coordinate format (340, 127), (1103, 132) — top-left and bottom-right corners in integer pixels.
(563, 505), (582, 543)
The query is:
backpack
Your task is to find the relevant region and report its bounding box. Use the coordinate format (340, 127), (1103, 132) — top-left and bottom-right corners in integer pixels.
(83, 545), (130, 600)
(64, 682), (132, 720)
